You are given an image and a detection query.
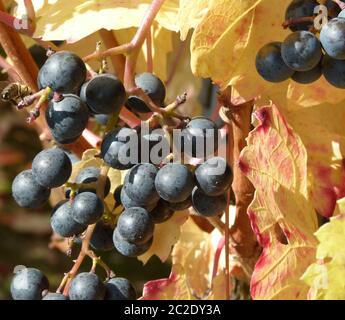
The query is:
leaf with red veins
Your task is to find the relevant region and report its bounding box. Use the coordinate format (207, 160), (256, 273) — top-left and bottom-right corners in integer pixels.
(284, 111), (345, 218)
(239, 104), (318, 299)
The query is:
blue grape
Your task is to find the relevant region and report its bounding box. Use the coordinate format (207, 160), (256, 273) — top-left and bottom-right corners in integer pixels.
(120, 187), (157, 211)
(32, 148), (72, 188)
(12, 169), (50, 208)
(195, 157), (232, 196)
(285, 0), (318, 31)
(141, 132), (170, 164)
(192, 186), (227, 217)
(126, 73), (166, 113)
(166, 196), (192, 211)
(150, 200), (175, 224)
(62, 149), (80, 164)
(69, 272), (106, 300)
(114, 185), (123, 204)
(105, 277), (136, 300)
(71, 191), (104, 225)
(51, 200), (87, 237)
(11, 267), (49, 300)
(80, 73), (126, 114)
(322, 55), (345, 88)
(182, 117), (218, 158)
(45, 94), (89, 144)
(75, 166), (111, 197)
(101, 128), (138, 170)
(90, 221), (114, 252)
(117, 207), (154, 244)
(291, 62), (322, 83)
(155, 163), (194, 203)
(256, 42), (294, 82)
(123, 163), (159, 206)
(38, 51), (86, 93)
(281, 31), (322, 71)
(320, 18), (345, 60)
(113, 228), (153, 257)
(43, 292), (69, 300)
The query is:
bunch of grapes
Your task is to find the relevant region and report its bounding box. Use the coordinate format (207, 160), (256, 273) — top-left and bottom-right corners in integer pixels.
(8, 49), (233, 300)
(256, 0), (345, 88)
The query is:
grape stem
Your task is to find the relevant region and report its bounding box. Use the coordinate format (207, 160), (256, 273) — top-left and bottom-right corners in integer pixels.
(165, 40), (187, 87)
(146, 26), (153, 73)
(218, 88), (259, 286)
(98, 29), (125, 81)
(0, 56), (21, 82)
(59, 165), (110, 295)
(0, 0), (36, 36)
(333, 0), (345, 10)
(282, 16), (314, 29)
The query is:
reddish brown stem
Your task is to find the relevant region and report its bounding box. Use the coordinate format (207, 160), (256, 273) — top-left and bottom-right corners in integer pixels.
(98, 29), (125, 80)
(333, 0), (345, 10)
(0, 55), (21, 81)
(282, 16), (314, 29)
(219, 88), (259, 277)
(146, 26), (153, 73)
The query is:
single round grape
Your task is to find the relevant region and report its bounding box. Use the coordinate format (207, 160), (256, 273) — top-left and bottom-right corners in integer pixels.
(123, 163), (159, 206)
(69, 272), (106, 300)
(42, 292), (69, 300)
(150, 200), (175, 224)
(166, 196), (192, 211)
(191, 186), (227, 217)
(285, 0), (318, 31)
(11, 267), (49, 300)
(90, 221), (114, 251)
(182, 117), (218, 158)
(320, 18), (345, 60)
(113, 228), (153, 257)
(75, 166), (111, 197)
(80, 73), (126, 114)
(126, 73), (166, 113)
(51, 200), (87, 237)
(291, 62), (322, 84)
(32, 148), (72, 188)
(114, 185), (123, 204)
(38, 51), (86, 93)
(120, 187), (157, 211)
(155, 163), (194, 203)
(141, 132), (170, 164)
(71, 191), (104, 225)
(195, 157), (232, 196)
(105, 277), (137, 300)
(45, 94), (89, 144)
(101, 128), (138, 170)
(12, 169), (51, 208)
(256, 42), (294, 82)
(322, 55), (345, 88)
(281, 31), (322, 71)
(117, 207), (154, 244)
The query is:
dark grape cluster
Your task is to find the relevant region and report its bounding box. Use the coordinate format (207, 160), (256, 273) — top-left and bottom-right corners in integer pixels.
(10, 49), (234, 300)
(11, 267), (136, 300)
(256, 0), (345, 88)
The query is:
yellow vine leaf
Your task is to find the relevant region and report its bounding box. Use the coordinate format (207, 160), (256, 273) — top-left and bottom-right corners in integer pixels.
(273, 103), (345, 218)
(302, 199), (345, 300)
(137, 210), (189, 265)
(182, 0), (345, 105)
(141, 217), (230, 300)
(239, 104), (318, 299)
(15, 0), (179, 43)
